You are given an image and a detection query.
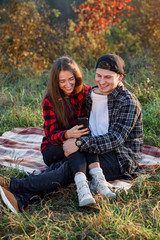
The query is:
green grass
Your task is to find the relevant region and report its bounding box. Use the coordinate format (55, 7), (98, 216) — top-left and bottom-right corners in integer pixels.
(143, 99), (160, 147)
(1, 63), (159, 146)
(0, 73), (46, 135)
(0, 58), (160, 239)
(0, 168), (160, 239)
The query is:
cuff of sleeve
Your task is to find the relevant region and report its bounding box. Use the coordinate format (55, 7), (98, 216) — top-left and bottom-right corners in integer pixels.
(75, 137), (81, 148)
(61, 130), (68, 142)
(76, 136), (89, 151)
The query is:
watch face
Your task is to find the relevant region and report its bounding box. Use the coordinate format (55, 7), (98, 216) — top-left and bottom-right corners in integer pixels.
(76, 140), (81, 147)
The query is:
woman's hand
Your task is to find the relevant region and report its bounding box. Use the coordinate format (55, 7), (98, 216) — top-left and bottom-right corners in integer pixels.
(118, 74), (124, 88)
(64, 125), (89, 139)
(118, 81), (124, 88)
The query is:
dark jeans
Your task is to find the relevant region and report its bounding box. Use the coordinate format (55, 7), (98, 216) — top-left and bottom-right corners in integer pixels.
(9, 159), (73, 211)
(42, 145), (90, 175)
(42, 144), (67, 166)
(9, 150), (121, 211)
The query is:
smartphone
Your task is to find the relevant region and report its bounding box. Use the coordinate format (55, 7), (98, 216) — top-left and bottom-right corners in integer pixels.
(77, 117), (89, 129)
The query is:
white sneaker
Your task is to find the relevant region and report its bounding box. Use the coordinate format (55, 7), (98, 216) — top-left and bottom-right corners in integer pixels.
(76, 181), (96, 207)
(90, 174), (116, 199)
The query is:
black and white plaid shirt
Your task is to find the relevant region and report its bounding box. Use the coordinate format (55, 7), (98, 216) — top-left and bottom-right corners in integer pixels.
(79, 86), (143, 174)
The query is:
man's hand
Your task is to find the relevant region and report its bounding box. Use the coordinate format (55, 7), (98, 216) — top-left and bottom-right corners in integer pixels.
(63, 138), (78, 157)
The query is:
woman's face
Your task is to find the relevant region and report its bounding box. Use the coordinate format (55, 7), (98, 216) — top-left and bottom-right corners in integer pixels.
(59, 70), (76, 96)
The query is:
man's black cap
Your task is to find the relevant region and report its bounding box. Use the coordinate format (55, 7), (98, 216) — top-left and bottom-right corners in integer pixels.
(96, 54), (125, 75)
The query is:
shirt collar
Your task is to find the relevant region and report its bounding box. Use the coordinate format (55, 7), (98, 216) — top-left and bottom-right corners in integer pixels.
(110, 86), (122, 98)
(91, 86), (122, 98)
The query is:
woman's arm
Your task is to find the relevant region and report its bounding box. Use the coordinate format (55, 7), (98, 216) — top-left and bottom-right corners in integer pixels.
(43, 97), (89, 144)
(43, 98), (67, 144)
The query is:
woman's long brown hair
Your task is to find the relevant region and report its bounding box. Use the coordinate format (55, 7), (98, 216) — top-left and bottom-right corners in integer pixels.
(45, 56), (84, 130)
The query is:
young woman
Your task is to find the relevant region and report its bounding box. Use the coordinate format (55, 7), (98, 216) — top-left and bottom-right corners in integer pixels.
(41, 56), (90, 167)
(0, 56), (115, 214)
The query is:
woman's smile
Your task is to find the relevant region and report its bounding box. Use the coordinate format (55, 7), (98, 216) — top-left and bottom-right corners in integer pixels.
(59, 70), (76, 95)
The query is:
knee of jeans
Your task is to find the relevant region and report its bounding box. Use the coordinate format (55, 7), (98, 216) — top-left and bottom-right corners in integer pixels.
(43, 157), (51, 167)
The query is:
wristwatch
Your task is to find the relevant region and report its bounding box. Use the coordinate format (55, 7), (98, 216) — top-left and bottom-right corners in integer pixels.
(75, 138), (82, 147)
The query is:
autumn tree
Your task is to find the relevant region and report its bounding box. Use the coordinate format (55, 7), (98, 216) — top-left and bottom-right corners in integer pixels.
(0, 0), (62, 71)
(66, 0), (135, 68)
(74, 0), (135, 37)
(125, 0), (160, 65)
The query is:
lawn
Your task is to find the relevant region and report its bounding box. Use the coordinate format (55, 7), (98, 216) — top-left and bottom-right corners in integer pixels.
(0, 62), (160, 239)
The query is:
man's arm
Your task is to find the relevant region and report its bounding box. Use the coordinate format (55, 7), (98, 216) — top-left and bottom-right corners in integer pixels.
(77, 99), (142, 154)
(63, 95), (142, 156)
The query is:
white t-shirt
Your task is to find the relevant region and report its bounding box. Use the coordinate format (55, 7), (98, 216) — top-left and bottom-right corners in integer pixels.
(89, 90), (109, 136)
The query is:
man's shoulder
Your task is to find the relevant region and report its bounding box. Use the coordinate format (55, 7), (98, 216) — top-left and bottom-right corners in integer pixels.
(86, 86), (95, 98)
(111, 87), (141, 108)
(122, 88), (141, 105)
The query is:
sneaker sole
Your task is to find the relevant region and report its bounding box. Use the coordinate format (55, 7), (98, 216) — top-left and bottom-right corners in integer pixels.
(90, 185), (116, 198)
(0, 186), (18, 214)
(79, 197), (96, 207)
(101, 192), (116, 198)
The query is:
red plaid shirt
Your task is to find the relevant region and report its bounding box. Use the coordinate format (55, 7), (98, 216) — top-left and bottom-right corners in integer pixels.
(41, 84), (91, 153)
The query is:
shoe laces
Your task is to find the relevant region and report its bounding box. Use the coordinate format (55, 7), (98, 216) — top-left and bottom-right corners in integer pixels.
(92, 174), (109, 190)
(77, 181), (90, 199)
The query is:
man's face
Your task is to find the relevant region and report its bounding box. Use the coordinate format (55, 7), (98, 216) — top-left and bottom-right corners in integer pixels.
(95, 68), (121, 95)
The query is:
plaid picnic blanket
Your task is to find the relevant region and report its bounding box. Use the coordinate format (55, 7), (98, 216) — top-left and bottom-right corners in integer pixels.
(0, 127), (160, 191)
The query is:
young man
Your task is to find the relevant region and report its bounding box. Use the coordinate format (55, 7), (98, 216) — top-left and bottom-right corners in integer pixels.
(0, 54), (143, 213)
(63, 54), (143, 182)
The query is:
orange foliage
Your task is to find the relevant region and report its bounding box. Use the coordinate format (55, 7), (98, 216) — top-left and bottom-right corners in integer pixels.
(74, 0), (135, 36)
